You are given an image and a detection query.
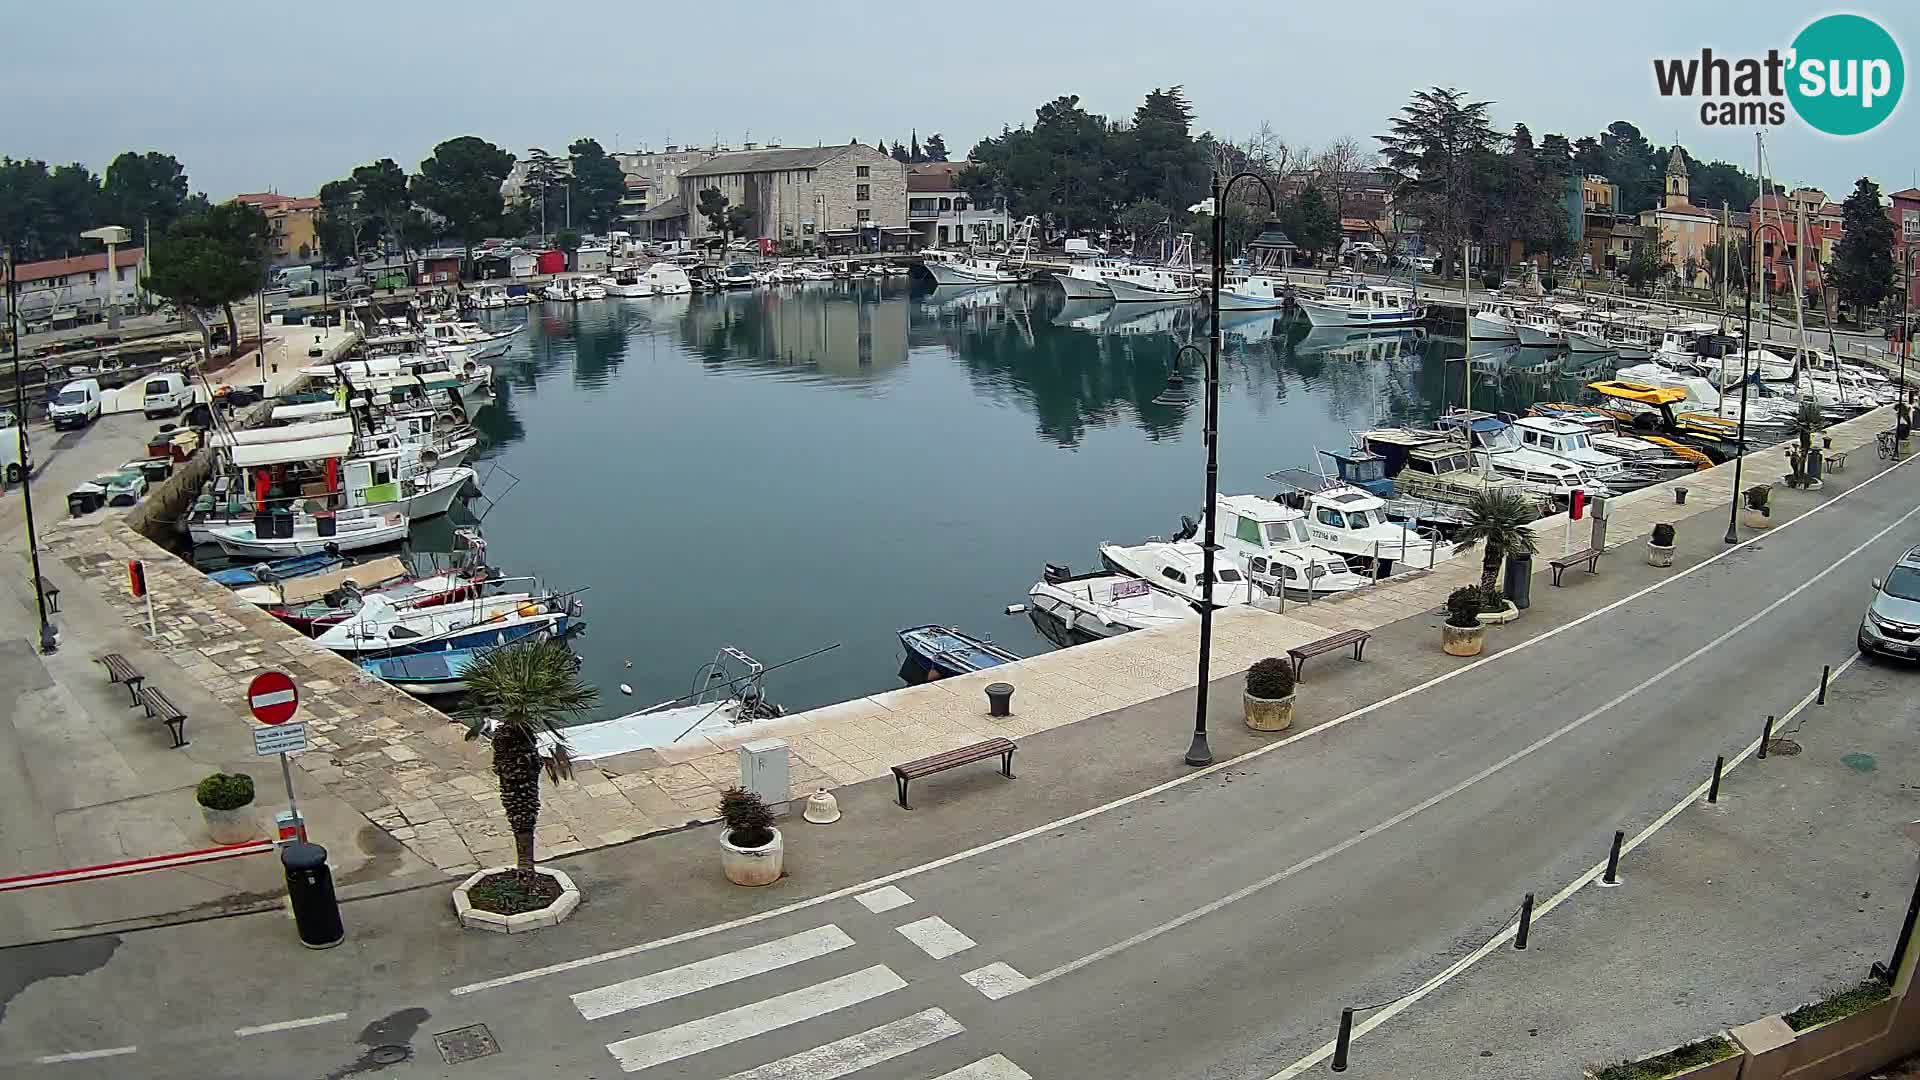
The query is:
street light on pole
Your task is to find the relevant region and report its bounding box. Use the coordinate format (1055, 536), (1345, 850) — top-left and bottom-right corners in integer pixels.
(1187, 170), (1281, 768)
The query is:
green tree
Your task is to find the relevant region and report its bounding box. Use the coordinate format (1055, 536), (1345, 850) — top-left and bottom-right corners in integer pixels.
(102, 152), (191, 246)
(922, 133), (949, 162)
(1623, 234), (1672, 290)
(1703, 234), (1750, 293)
(1116, 198), (1172, 247)
(410, 136), (515, 264)
(314, 178), (367, 264)
(141, 202), (270, 351)
(724, 205), (754, 241)
(521, 148), (566, 237)
(351, 158), (410, 249)
(457, 640), (597, 872)
(1121, 86), (1207, 211)
(0, 159), (56, 256)
(962, 95), (1119, 234)
(890, 141), (911, 163)
(554, 228), (582, 268)
(1600, 121), (1662, 214)
(1377, 87), (1499, 271)
(1832, 177), (1895, 323)
(1688, 159), (1761, 214)
(567, 138), (626, 233)
(1286, 184), (1339, 257)
(1452, 488), (1539, 592)
(696, 187), (732, 241)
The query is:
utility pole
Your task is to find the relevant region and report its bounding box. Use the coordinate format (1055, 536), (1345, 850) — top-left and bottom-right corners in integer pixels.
(6, 251), (58, 653)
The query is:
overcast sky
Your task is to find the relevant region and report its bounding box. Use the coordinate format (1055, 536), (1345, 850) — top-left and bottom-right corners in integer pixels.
(10, 1), (1914, 201)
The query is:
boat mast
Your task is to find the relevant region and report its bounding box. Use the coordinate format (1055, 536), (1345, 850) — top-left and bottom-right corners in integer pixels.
(1719, 201), (1731, 391)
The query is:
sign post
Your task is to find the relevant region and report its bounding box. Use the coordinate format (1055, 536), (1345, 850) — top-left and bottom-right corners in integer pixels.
(1565, 489), (1586, 557)
(128, 559), (155, 639)
(248, 672), (307, 844)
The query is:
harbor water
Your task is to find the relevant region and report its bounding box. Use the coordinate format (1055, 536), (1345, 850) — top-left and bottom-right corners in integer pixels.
(455, 281), (1614, 718)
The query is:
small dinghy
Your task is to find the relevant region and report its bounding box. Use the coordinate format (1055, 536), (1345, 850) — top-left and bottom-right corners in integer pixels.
(897, 625), (1020, 684)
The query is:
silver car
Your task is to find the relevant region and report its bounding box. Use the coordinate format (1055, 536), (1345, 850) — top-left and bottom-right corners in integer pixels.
(1858, 549), (1920, 658)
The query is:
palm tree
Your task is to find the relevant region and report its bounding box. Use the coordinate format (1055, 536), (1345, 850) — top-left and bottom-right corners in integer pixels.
(1452, 488), (1540, 592)
(458, 640), (598, 872)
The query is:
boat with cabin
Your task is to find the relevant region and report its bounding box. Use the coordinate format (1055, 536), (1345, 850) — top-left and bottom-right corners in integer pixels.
(1207, 495), (1371, 599)
(1298, 280), (1423, 327)
(922, 217), (1038, 286)
(1024, 564), (1197, 647)
(1264, 473), (1450, 573)
(1469, 299), (1522, 340)
(1098, 540), (1254, 608)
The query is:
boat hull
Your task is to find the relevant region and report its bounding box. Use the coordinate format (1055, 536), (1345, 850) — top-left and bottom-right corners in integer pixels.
(1025, 601), (1120, 649)
(1217, 288), (1288, 311)
(1469, 315), (1520, 340)
(211, 517), (410, 558)
(1564, 330), (1611, 353)
(924, 261), (1022, 287)
(1516, 324), (1563, 347)
(1300, 298), (1422, 327)
(1053, 272), (1113, 300)
(1107, 277), (1200, 303)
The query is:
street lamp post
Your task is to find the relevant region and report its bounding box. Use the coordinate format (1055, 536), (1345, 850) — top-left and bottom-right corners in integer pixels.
(5, 252), (58, 653)
(1187, 171), (1280, 768)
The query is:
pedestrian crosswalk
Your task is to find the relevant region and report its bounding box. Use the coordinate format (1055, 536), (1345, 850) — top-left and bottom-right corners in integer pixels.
(565, 910), (1035, 1078)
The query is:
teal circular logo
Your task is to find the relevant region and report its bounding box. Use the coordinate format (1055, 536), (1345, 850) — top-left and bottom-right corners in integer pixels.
(1788, 14), (1904, 136)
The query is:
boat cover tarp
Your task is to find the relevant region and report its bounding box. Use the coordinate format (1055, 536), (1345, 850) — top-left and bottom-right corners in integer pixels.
(229, 433), (354, 467)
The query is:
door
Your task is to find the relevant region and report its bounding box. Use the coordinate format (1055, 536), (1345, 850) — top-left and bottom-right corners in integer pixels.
(343, 461), (373, 507)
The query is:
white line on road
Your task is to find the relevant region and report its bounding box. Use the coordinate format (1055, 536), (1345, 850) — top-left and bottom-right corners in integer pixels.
(233, 1012), (349, 1038)
(573, 925), (854, 1021)
(1265, 653), (1863, 1079)
(933, 1054), (1038, 1079)
(33, 1047), (137, 1064)
(896, 915), (977, 960)
(854, 885), (914, 913)
(604, 964), (906, 1073)
(716, 1007), (963, 1080)
(960, 962), (1034, 1000)
(450, 450), (1913, 998)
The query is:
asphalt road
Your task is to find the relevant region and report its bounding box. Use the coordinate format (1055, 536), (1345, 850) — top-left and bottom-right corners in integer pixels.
(4, 458), (1919, 1080)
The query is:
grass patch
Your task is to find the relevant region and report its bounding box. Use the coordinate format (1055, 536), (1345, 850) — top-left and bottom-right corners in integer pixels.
(1784, 977), (1891, 1031)
(1592, 1036), (1736, 1080)
(466, 869), (562, 915)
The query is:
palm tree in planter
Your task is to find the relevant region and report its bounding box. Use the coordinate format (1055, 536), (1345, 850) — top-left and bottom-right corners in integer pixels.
(456, 639), (597, 918)
(1787, 398), (1825, 487)
(1452, 489), (1539, 597)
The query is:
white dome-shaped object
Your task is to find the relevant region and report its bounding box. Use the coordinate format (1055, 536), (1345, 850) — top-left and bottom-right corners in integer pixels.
(803, 788), (841, 824)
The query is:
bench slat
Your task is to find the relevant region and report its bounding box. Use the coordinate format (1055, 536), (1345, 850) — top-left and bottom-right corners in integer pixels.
(892, 737), (1016, 808)
(138, 687), (189, 749)
(1289, 630), (1369, 657)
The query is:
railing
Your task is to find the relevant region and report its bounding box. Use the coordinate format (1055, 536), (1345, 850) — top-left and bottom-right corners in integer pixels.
(908, 208), (941, 220)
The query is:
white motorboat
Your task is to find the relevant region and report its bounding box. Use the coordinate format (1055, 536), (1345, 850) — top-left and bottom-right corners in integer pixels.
(1434, 411), (1614, 501)
(1024, 564), (1197, 647)
(717, 262), (757, 289)
(423, 319), (522, 360)
(1515, 308), (1565, 347)
(210, 509), (411, 558)
(1266, 479), (1450, 572)
(1105, 234), (1202, 303)
(1097, 541), (1253, 608)
(603, 268), (652, 297)
(542, 278), (579, 302)
(1469, 299), (1521, 340)
(578, 279), (608, 300)
(1601, 319), (1656, 361)
(468, 285), (509, 310)
(1299, 281), (1423, 327)
(924, 216), (1038, 285)
(1054, 258), (1127, 300)
(1217, 274), (1291, 311)
(1565, 319), (1614, 354)
(312, 591), (573, 657)
(1208, 495), (1370, 599)
(550, 647), (786, 761)
(1510, 415), (1650, 489)
(644, 263), (694, 295)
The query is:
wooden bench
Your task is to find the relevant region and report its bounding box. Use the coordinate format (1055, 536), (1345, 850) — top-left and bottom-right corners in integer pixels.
(97, 653), (145, 705)
(892, 737), (1016, 809)
(1287, 628), (1372, 679)
(31, 576), (59, 613)
(137, 686), (189, 748)
(1824, 450), (1849, 473)
(1549, 548), (1603, 586)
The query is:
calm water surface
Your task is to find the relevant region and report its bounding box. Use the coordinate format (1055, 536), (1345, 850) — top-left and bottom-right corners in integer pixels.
(462, 282), (1609, 718)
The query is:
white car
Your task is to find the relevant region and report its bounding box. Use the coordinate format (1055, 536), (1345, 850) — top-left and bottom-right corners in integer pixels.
(49, 378), (102, 430)
(141, 371), (194, 418)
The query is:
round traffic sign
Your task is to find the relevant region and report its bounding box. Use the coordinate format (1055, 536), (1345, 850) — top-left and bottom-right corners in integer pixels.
(247, 671), (299, 725)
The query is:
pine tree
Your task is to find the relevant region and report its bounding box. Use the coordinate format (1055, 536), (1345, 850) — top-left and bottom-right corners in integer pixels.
(1832, 177), (1895, 324)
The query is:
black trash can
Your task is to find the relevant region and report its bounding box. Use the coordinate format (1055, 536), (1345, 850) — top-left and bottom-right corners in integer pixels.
(272, 509), (295, 539)
(1503, 552), (1534, 611)
(281, 841), (345, 949)
(985, 682), (1015, 718)
(315, 511), (337, 538)
(254, 509), (274, 536)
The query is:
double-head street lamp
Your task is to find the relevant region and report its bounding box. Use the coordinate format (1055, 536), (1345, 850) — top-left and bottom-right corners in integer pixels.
(1186, 171), (1281, 768)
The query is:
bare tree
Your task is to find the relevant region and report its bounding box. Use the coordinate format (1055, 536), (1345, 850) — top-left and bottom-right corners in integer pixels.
(1210, 122), (1298, 214)
(1310, 136), (1379, 225)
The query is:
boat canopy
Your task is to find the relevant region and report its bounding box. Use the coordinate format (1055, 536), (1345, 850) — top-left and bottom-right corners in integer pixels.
(1588, 381), (1690, 406)
(215, 417), (353, 448)
(229, 432), (354, 467)
(271, 401), (345, 422)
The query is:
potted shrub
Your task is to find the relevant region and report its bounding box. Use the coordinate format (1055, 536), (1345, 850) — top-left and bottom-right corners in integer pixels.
(1741, 484), (1772, 530)
(196, 772), (257, 844)
(1647, 522), (1676, 567)
(1243, 658), (1296, 732)
(719, 787), (783, 887)
(1442, 586), (1488, 656)
(1475, 585), (1519, 625)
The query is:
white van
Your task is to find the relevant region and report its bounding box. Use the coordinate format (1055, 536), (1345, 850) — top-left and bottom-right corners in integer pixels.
(49, 378), (102, 430)
(141, 372), (194, 418)
(0, 407), (27, 484)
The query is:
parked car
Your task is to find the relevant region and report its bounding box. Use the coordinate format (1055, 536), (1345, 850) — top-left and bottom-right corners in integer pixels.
(1859, 545), (1920, 659)
(48, 378), (102, 430)
(141, 371), (194, 418)
(0, 407), (28, 483)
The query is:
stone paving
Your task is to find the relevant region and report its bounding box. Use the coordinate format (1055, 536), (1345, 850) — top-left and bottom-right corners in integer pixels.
(41, 404), (1895, 880)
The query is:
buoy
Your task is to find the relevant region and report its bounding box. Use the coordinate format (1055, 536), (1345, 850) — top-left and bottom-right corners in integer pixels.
(624, 659), (632, 668)
(619, 683), (633, 695)
(1004, 604), (1026, 615)
(803, 788), (841, 824)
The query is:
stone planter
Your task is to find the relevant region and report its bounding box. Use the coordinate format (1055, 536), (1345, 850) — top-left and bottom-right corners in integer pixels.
(1243, 691), (1295, 732)
(1646, 542), (1675, 567)
(453, 866), (581, 933)
(1441, 622), (1485, 656)
(1579, 1033), (1741, 1080)
(721, 827), (785, 887)
(1740, 506), (1773, 530)
(1477, 601), (1520, 626)
(201, 803), (257, 845)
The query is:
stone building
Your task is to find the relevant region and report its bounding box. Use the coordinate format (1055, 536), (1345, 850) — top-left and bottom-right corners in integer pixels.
(1635, 148), (1718, 286)
(677, 143), (908, 249)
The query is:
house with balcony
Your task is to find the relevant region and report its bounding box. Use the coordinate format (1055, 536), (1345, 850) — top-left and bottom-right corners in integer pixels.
(907, 163), (1009, 249)
(233, 192), (321, 266)
(677, 143), (908, 251)
(0, 248), (147, 327)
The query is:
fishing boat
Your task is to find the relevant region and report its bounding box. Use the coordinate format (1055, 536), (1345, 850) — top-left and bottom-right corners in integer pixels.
(209, 509), (410, 558)
(206, 550), (346, 587)
(1105, 234), (1203, 303)
(551, 647), (791, 760)
(923, 217), (1038, 286)
(422, 319), (523, 360)
(1206, 496), (1371, 599)
(1515, 308), (1565, 347)
(358, 647), (489, 696)
(1054, 258), (1128, 300)
(312, 592), (577, 657)
(267, 566), (494, 635)
(1469, 299), (1521, 340)
(602, 268), (651, 297)
(1097, 541), (1254, 607)
(1024, 564), (1197, 648)
(1564, 319), (1614, 354)
(229, 555), (410, 607)
(897, 625), (1020, 683)
(1299, 281), (1423, 327)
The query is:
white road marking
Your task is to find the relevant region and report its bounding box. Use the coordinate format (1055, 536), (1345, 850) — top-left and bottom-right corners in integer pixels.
(450, 448), (1913, 998)
(33, 1047), (137, 1064)
(604, 964), (906, 1073)
(960, 962), (1033, 1000)
(1265, 653), (1862, 1079)
(854, 885), (914, 913)
(573, 925), (854, 1021)
(896, 915), (977, 959)
(1006, 495), (1920, 992)
(233, 1012), (349, 1037)
(934, 1054), (1037, 1079)
(716, 1007), (962, 1080)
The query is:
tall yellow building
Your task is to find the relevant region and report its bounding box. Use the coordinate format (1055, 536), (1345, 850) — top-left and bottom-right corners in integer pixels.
(1636, 148), (1718, 287)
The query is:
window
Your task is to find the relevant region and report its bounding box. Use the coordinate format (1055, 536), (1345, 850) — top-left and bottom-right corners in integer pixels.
(1264, 522), (1300, 544)
(856, 165), (870, 178)
(1161, 567), (1187, 585)
(857, 209), (871, 222)
(1316, 508), (1346, 528)
(939, 198), (951, 211)
(88, 271), (98, 284)
(954, 198), (968, 213)
(1347, 510), (1373, 529)
(856, 184), (870, 202)
(1235, 515), (1263, 544)
(1248, 557), (1268, 574)
(1216, 568), (1242, 583)
(1282, 565), (1299, 580)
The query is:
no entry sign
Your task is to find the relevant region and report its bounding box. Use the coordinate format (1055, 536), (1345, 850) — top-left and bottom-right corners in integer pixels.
(247, 671), (299, 725)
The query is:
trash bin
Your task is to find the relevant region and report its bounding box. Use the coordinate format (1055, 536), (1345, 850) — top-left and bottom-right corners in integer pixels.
(254, 509), (274, 537)
(281, 841), (344, 949)
(1503, 552), (1533, 611)
(315, 511), (336, 537)
(272, 509), (295, 538)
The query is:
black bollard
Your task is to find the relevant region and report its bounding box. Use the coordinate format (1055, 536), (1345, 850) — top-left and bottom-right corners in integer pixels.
(1707, 755), (1725, 804)
(1515, 892), (1535, 950)
(282, 841), (345, 949)
(1759, 714), (1775, 759)
(985, 682), (1014, 718)
(1331, 1008), (1354, 1072)
(1818, 664), (1831, 705)
(1602, 829), (1625, 885)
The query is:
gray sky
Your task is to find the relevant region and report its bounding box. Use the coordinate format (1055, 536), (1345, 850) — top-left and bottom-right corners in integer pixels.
(11, 1), (1915, 201)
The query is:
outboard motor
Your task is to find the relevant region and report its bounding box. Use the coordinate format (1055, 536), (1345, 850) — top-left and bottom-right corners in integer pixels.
(1043, 563), (1072, 584)
(1172, 515), (1199, 542)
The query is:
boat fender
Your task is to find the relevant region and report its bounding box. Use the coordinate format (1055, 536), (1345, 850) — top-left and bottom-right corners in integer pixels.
(619, 683), (632, 695)
(1004, 604), (1026, 615)
(516, 603), (539, 617)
